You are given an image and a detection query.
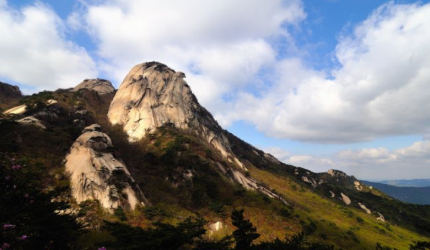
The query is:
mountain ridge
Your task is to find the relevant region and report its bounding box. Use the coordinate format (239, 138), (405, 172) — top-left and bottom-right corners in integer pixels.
(1, 61), (430, 249)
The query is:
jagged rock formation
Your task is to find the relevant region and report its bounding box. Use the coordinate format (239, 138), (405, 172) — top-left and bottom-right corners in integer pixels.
(320, 169), (367, 191)
(74, 78), (115, 95)
(108, 62), (244, 169)
(65, 124), (147, 211)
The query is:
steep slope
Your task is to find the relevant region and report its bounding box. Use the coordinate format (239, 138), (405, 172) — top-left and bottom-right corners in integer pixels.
(108, 62), (286, 203)
(362, 180), (430, 205)
(108, 63), (242, 166)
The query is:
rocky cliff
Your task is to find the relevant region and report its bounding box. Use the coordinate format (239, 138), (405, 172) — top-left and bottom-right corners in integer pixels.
(65, 124), (147, 211)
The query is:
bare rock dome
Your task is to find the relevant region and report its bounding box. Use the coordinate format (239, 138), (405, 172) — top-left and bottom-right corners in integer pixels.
(65, 124), (147, 211)
(108, 62), (244, 169)
(74, 78), (115, 95)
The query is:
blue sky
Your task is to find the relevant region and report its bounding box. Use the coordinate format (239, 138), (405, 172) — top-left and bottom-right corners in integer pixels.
(1, 0), (430, 179)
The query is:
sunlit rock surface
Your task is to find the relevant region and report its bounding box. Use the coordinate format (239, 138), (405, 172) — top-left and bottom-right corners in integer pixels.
(65, 124), (147, 211)
(17, 116), (45, 129)
(74, 78), (115, 95)
(4, 104), (27, 115)
(341, 192), (351, 205)
(106, 62), (297, 204)
(108, 62), (244, 169)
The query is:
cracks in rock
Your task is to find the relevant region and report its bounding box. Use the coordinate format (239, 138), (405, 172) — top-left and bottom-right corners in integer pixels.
(135, 87), (150, 107)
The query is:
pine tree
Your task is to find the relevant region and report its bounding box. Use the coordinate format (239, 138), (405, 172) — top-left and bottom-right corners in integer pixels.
(231, 208), (260, 250)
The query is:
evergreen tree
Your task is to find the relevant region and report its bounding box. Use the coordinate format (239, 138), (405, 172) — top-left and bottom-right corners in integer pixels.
(231, 208), (260, 250)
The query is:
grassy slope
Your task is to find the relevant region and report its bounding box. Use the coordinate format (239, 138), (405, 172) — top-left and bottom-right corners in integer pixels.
(106, 124), (430, 249)
(249, 166), (429, 250)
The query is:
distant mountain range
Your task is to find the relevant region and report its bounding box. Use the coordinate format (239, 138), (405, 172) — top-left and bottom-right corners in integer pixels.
(362, 180), (430, 205)
(374, 179), (430, 187)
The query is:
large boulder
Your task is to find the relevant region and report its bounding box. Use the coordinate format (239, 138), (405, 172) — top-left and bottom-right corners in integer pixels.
(65, 124), (147, 211)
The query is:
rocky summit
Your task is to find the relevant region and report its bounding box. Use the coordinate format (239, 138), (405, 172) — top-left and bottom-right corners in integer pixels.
(73, 78), (115, 95)
(108, 62), (244, 168)
(108, 62), (291, 203)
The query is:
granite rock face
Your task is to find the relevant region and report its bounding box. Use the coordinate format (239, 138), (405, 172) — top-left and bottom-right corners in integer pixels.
(65, 124), (147, 211)
(108, 62), (244, 169)
(74, 79), (115, 95)
(106, 62), (296, 204)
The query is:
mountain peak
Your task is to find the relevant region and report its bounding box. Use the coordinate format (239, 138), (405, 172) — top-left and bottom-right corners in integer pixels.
(108, 62), (196, 141)
(73, 78), (115, 95)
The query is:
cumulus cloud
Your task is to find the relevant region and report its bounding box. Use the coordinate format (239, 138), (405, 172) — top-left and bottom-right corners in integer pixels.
(267, 140), (430, 179)
(394, 140), (430, 159)
(0, 1), (97, 93)
(75, 1), (430, 144)
(265, 147), (335, 173)
(221, 2), (430, 143)
(74, 0), (305, 111)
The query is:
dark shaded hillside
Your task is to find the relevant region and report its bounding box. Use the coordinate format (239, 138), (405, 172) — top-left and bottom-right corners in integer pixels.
(362, 181), (430, 205)
(0, 81), (22, 111)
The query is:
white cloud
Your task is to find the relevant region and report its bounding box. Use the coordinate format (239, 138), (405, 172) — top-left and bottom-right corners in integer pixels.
(265, 147), (335, 173)
(0, 1), (97, 93)
(394, 140), (430, 159)
(75, 0), (304, 111)
(267, 140), (430, 179)
(221, 2), (430, 143)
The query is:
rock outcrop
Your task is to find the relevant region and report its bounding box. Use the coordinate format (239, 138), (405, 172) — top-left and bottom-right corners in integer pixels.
(358, 203), (371, 214)
(4, 104), (27, 115)
(65, 124), (147, 211)
(340, 192), (351, 205)
(74, 79), (115, 95)
(108, 62), (244, 169)
(17, 116), (45, 129)
(107, 62), (295, 204)
(0, 81), (22, 100)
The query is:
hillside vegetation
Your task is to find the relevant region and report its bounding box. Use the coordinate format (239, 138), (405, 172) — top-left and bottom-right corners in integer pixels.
(1, 88), (430, 249)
